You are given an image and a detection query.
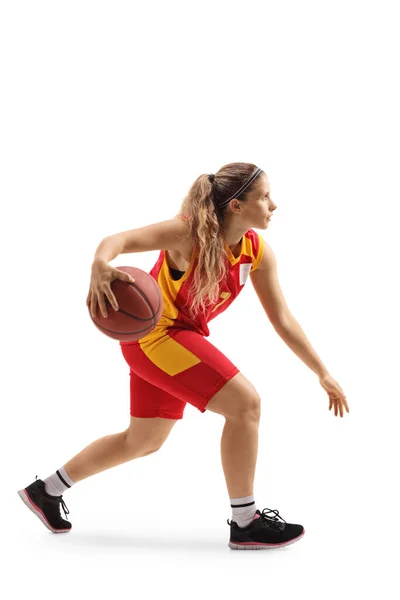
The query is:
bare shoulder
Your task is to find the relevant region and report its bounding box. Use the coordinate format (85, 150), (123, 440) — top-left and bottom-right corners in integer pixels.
(174, 216), (195, 262)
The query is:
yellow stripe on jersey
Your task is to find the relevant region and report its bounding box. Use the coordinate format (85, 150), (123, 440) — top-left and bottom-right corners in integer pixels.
(242, 235), (254, 261)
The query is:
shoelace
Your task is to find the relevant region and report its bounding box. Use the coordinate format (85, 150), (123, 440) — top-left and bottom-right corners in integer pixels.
(227, 507), (287, 530)
(59, 497), (70, 521)
(35, 474), (70, 521)
(259, 508), (287, 531)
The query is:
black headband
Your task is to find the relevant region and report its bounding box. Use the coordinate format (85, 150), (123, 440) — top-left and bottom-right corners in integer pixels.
(209, 167), (262, 210)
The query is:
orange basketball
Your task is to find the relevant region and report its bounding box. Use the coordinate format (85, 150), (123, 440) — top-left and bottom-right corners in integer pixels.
(89, 266), (163, 342)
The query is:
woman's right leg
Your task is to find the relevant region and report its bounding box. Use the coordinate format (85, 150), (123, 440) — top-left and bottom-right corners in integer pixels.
(63, 366), (186, 483)
(17, 415), (179, 533)
(63, 416), (179, 483)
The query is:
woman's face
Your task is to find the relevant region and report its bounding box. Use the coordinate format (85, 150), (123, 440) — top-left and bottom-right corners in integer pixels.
(241, 175), (277, 229)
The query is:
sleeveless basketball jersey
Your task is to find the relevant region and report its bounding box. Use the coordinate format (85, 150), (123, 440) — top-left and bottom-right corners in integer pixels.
(120, 215), (264, 347)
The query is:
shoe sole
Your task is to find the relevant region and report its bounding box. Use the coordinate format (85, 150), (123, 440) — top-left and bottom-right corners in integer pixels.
(228, 529), (305, 550)
(17, 489), (71, 534)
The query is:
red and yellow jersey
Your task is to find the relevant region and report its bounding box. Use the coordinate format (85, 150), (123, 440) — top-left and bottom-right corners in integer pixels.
(121, 216), (264, 349)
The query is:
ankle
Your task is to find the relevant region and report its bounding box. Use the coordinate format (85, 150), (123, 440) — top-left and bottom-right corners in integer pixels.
(230, 494), (257, 528)
(43, 467), (75, 497)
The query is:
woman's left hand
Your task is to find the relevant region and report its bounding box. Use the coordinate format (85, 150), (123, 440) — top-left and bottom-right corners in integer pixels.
(319, 373), (350, 418)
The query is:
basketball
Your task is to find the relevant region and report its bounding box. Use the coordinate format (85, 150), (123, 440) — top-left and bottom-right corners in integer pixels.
(88, 266), (163, 342)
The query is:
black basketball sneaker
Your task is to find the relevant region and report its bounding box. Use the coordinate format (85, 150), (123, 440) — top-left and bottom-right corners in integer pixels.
(17, 476), (71, 533)
(228, 507), (305, 550)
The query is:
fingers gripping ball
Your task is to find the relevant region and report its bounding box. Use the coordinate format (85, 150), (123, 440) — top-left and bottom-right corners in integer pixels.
(89, 266), (163, 342)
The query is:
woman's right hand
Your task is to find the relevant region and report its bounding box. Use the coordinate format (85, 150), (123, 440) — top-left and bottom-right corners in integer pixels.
(86, 261), (135, 319)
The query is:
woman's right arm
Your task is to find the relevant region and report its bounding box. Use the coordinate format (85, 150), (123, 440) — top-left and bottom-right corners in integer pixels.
(87, 217), (188, 318)
(92, 235), (125, 267)
(87, 238), (135, 318)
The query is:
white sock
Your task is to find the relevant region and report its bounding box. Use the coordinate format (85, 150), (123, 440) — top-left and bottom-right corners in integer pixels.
(43, 466), (75, 497)
(230, 494), (257, 528)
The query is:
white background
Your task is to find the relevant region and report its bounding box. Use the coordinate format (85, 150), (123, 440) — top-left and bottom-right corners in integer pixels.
(1, 1), (399, 598)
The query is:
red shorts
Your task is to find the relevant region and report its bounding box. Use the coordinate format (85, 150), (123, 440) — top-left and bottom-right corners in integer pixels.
(120, 328), (240, 420)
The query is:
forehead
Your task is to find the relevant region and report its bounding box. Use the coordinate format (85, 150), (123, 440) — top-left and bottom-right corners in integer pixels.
(253, 175), (271, 196)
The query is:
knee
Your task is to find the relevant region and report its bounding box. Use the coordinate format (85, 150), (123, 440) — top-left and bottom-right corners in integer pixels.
(206, 373), (262, 420)
(123, 430), (161, 456)
(141, 447), (160, 456)
(247, 395), (261, 421)
(234, 392), (261, 421)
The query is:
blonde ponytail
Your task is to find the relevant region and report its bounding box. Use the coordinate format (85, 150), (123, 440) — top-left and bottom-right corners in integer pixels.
(175, 162), (263, 321)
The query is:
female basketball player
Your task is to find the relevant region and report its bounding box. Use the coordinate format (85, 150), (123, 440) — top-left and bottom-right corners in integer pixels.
(18, 162), (349, 550)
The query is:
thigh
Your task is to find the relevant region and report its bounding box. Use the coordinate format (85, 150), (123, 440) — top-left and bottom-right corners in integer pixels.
(120, 328), (240, 416)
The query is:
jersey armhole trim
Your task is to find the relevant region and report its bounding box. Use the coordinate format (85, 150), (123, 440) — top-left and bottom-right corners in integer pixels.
(250, 233), (264, 272)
